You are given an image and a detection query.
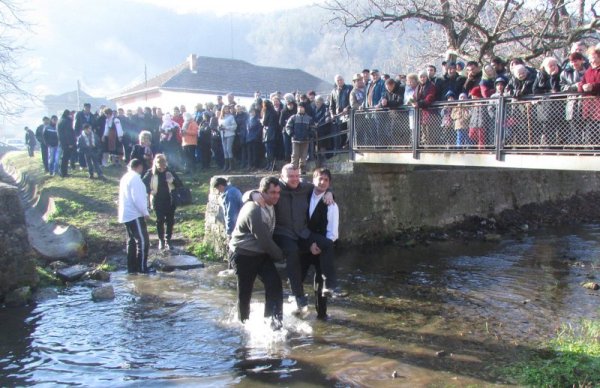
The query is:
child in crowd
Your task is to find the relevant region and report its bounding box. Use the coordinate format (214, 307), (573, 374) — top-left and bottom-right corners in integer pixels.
(441, 91), (456, 147)
(451, 93), (471, 147)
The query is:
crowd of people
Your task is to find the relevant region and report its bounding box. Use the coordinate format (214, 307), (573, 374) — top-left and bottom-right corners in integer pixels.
(25, 41), (600, 179)
(26, 40), (600, 326)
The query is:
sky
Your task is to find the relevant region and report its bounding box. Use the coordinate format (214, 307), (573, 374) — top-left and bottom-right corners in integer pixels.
(1, 0), (323, 138)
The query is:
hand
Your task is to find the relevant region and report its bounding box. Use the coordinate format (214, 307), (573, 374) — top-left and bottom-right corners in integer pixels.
(582, 84), (592, 92)
(251, 192), (265, 207)
(323, 191), (334, 205)
(310, 242), (321, 255)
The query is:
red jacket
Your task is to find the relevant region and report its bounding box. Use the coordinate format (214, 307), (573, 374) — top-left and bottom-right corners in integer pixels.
(578, 66), (600, 120)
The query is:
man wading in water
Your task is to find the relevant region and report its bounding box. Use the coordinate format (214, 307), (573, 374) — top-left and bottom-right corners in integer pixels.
(229, 176), (284, 330)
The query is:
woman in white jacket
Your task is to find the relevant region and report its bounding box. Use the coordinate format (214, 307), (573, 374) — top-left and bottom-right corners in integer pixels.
(219, 105), (237, 172)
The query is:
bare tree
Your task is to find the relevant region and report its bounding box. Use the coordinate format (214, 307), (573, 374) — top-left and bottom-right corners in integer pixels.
(0, 0), (30, 117)
(323, 0), (600, 63)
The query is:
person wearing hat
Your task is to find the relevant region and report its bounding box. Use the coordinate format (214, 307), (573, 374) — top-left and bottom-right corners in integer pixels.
(441, 62), (466, 100)
(285, 101), (314, 174)
(350, 73), (366, 109)
(365, 69), (385, 108)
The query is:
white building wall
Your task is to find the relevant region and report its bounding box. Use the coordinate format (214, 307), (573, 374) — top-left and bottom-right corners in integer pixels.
(115, 90), (256, 113)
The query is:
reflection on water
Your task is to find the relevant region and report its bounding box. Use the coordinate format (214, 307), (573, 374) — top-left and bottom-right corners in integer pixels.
(1, 225), (599, 386)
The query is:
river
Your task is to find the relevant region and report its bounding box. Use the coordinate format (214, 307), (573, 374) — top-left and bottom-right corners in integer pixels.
(1, 225), (599, 386)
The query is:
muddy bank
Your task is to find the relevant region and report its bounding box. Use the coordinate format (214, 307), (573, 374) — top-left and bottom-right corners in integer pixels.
(390, 191), (600, 247)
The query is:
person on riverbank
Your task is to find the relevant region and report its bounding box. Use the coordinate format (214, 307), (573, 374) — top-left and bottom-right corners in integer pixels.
(24, 126), (36, 157)
(118, 159), (150, 273)
(35, 117), (50, 172)
(213, 177), (242, 238)
(229, 176), (284, 329)
(142, 154), (183, 250)
(77, 124), (104, 179)
(301, 167), (341, 320)
(57, 109), (76, 178)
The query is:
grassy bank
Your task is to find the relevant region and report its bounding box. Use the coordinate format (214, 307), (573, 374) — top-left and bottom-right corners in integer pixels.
(2, 151), (220, 263)
(506, 318), (600, 386)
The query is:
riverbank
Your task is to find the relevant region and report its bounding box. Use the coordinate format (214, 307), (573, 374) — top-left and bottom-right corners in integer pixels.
(0, 151), (218, 265)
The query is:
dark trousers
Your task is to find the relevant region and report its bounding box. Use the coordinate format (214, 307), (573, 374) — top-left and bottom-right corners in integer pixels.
(247, 140), (260, 168)
(40, 143), (49, 172)
(300, 254), (327, 319)
(273, 234), (308, 298)
(306, 233), (337, 290)
(231, 252), (283, 322)
(183, 145), (196, 173)
(27, 145), (34, 157)
(125, 217), (149, 273)
(84, 151), (103, 178)
(60, 146), (74, 177)
(155, 205), (175, 243)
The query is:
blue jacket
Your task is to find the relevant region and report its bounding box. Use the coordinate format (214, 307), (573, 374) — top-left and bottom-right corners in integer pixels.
(285, 113), (314, 142)
(365, 78), (385, 107)
(222, 185), (243, 236)
(246, 115), (262, 143)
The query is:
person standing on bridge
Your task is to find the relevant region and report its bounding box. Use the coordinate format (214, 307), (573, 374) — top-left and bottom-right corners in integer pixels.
(578, 47), (600, 145)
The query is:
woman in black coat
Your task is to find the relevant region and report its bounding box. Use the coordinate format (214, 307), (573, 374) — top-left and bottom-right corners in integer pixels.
(142, 154), (182, 250)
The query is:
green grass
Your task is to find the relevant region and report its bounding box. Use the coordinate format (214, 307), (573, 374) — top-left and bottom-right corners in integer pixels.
(36, 265), (62, 287)
(2, 151), (219, 263)
(506, 319), (600, 386)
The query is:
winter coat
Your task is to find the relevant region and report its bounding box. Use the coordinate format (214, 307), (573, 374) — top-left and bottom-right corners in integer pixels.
(463, 71), (483, 95)
(380, 83), (405, 108)
(235, 112), (249, 144)
(286, 113), (314, 142)
(330, 84), (352, 116)
(262, 108), (279, 143)
(578, 65), (600, 121)
(365, 78), (385, 108)
(142, 168), (183, 212)
(77, 131), (101, 156)
(43, 125), (59, 147)
(414, 80), (437, 108)
(246, 115), (262, 143)
(441, 74), (466, 99)
(507, 70), (536, 98)
(533, 68), (562, 94)
(451, 106), (471, 129)
(560, 66), (587, 92)
(57, 117), (76, 148)
(219, 114), (237, 138)
(279, 103), (297, 130)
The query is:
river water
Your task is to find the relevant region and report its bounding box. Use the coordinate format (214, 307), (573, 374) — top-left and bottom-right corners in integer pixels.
(1, 225), (599, 386)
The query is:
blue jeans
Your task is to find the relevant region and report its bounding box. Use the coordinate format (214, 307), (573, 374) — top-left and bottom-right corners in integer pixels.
(48, 146), (61, 175)
(222, 136), (235, 159)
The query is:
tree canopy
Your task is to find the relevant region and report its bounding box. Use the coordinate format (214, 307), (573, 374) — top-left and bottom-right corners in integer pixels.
(324, 0), (600, 63)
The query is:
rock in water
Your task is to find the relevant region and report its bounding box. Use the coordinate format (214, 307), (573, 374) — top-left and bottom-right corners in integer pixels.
(56, 265), (89, 283)
(88, 269), (111, 282)
(92, 285), (115, 302)
(5, 287), (32, 307)
(151, 255), (204, 272)
(582, 282), (599, 290)
(33, 288), (58, 302)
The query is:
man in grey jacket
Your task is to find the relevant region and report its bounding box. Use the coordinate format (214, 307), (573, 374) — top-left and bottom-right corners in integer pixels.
(229, 176), (284, 329)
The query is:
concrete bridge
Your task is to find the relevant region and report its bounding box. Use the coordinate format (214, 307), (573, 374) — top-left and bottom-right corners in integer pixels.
(347, 94), (600, 171)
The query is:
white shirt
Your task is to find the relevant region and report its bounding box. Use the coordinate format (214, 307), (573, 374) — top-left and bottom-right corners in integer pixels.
(118, 170), (149, 223)
(309, 190), (339, 242)
(103, 116), (123, 137)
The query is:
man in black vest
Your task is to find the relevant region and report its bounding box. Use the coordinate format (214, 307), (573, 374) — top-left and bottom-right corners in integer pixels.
(301, 167), (344, 319)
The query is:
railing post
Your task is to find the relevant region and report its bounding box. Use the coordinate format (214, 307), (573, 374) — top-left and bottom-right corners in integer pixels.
(412, 107), (420, 159)
(495, 97), (505, 161)
(349, 109), (355, 161)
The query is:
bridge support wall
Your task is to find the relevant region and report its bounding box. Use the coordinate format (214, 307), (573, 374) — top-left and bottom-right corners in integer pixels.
(204, 166), (600, 256)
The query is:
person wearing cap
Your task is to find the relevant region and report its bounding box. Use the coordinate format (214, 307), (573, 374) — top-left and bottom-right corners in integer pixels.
(350, 73), (366, 110)
(285, 101), (314, 174)
(213, 177), (243, 238)
(441, 62), (466, 99)
(451, 92), (471, 147)
(362, 69), (370, 85)
(365, 69), (385, 108)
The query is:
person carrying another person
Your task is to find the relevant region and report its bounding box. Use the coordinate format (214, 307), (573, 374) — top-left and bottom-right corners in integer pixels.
(143, 154), (183, 250)
(301, 167), (343, 320)
(118, 159), (150, 274)
(229, 176), (285, 330)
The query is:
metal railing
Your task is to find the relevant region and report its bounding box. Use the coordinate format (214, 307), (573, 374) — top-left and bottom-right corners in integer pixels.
(350, 94), (600, 160)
